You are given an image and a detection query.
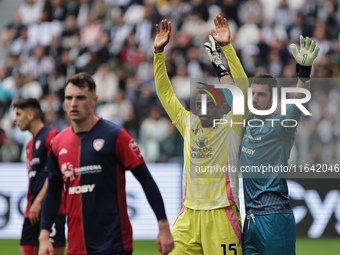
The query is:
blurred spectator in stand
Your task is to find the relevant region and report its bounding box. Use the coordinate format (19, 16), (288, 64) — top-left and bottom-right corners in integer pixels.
(96, 32), (111, 65)
(18, 0), (43, 26)
(46, 35), (63, 60)
(134, 84), (156, 125)
(312, 21), (332, 62)
(181, 13), (206, 47)
(123, 107), (139, 141)
(43, 0), (67, 22)
(186, 46), (203, 78)
(96, 88), (133, 127)
(27, 8), (63, 48)
(56, 49), (76, 79)
(139, 105), (172, 163)
(47, 69), (66, 97)
(81, 14), (103, 47)
(74, 0), (92, 28)
(191, 0), (209, 22)
(136, 1), (160, 48)
(60, 15), (80, 49)
(222, 0), (240, 26)
(2, 68), (42, 102)
(11, 26), (32, 63)
(61, 32), (88, 75)
(92, 62), (119, 104)
(21, 44), (55, 93)
(267, 50), (283, 77)
(239, 0), (263, 26)
(274, 0), (293, 29)
(81, 49), (99, 75)
(157, 0), (191, 29)
(287, 12), (313, 42)
(89, 0), (113, 24)
(109, 12), (133, 56)
(120, 32), (142, 69)
(136, 49), (153, 81)
(40, 93), (69, 131)
(1, 11), (24, 59)
(0, 135), (20, 162)
(170, 63), (190, 107)
(323, 51), (340, 78)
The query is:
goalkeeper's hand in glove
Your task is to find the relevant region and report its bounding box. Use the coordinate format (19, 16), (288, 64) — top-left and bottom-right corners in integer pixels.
(289, 35), (320, 82)
(204, 35), (229, 79)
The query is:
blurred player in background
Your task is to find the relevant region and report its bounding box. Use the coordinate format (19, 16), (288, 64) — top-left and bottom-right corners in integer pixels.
(241, 36), (319, 255)
(13, 98), (65, 255)
(154, 15), (248, 254)
(38, 72), (174, 255)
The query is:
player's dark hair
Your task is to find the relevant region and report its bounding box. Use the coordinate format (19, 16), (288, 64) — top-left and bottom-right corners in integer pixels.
(65, 72), (96, 93)
(251, 74), (277, 97)
(12, 98), (42, 118)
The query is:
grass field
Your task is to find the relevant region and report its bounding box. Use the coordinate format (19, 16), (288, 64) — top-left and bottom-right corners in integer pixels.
(0, 238), (339, 255)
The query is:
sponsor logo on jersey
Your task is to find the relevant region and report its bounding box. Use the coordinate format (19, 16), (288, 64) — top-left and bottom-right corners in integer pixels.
(241, 146), (256, 155)
(61, 162), (75, 181)
(129, 138), (142, 157)
(61, 162), (102, 181)
(93, 139), (104, 151)
(195, 138), (208, 148)
(69, 184), (95, 194)
(59, 148), (68, 155)
(31, 157), (40, 165)
(129, 138), (138, 151)
(35, 140), (41, 150)
(28, 170), (37, 178)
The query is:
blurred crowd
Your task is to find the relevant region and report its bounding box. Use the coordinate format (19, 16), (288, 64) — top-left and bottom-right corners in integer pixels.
(0, 0), (339, 165)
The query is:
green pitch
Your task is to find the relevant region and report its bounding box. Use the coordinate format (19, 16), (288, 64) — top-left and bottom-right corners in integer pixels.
(0, 238), (339, 254)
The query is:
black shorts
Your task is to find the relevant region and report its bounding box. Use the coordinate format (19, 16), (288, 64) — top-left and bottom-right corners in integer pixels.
(20, 214), (66, 247)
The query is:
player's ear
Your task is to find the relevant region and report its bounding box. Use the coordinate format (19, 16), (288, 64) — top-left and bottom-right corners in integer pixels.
(93, 95), (98, 106)
(221, 103), (226, 112)
(27, 110), (34, 121)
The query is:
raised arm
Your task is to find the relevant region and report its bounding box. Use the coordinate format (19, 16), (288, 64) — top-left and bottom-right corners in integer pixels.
(207, 15), (249, 120)
(281, 36), (319, 133)
(154, 19), (189, 136)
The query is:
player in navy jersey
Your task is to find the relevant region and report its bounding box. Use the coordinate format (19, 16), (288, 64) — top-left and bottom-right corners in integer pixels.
(241, 36), (319, 255)
(38, 72), (174, 255)
(13, 98), (66, 255)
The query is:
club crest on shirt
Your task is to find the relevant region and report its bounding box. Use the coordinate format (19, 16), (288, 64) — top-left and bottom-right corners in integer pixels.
(93, 139), (105, 151)
(35, 140), (41, 150)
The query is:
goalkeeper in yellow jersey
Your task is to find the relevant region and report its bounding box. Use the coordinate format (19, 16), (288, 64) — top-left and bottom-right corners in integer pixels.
(154, 15), (248, 254)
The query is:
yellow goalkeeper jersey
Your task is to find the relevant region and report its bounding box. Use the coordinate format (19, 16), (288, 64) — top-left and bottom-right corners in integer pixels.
(154, 43), (248, 210)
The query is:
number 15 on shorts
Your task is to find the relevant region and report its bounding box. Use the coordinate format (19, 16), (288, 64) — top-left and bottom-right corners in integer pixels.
(221, 243), (237, 255)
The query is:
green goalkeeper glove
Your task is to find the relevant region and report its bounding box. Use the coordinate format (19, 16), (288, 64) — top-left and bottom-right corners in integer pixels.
(204, 35), (229, 79)
(289, 35), (320, 82)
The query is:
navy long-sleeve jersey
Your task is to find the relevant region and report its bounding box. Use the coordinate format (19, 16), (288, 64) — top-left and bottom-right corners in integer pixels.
(24, 125), (60, 218)
(44, 119), (147, 254)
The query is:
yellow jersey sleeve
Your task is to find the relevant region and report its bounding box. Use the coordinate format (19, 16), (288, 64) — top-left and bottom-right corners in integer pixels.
(222, 43), (249, 135)
(154, 51), (190, 137)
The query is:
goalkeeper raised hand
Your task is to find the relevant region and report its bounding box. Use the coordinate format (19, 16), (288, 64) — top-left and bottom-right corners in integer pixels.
(290, 35), (320, 82)
(204, 15), (232, 79)
(204, 35), (229, 79)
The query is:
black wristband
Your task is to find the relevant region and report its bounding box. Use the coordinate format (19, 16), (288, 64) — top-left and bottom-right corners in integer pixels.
(212, 61), (229, 78)
(296, 64), (312, 82)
